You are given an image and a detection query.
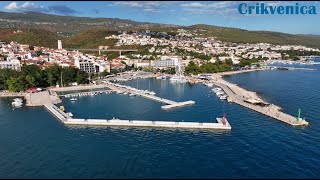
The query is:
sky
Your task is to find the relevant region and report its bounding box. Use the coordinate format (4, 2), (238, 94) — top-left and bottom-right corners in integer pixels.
(0, 1), (320, 35)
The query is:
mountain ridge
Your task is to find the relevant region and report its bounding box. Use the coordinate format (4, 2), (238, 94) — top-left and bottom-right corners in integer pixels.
(0, 11), (319, 48)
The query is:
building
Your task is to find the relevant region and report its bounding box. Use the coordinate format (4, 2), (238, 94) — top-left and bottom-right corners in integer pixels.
(74, 58), (110, 73)
(134, 60), (150, 68)
(58, 40), (62, 50)
(151, 56), (180, 69)
(74, 58), (96, 73)
(0, 60), (21, 70)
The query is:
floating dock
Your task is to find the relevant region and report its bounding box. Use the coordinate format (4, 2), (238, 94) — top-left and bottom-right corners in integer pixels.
(104, 83), (195, 110)
(44, 103), (231, 130)
(161, 101), (195, 109)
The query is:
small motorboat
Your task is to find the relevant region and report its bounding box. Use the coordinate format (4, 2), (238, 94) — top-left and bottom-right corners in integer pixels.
(66, 112), (73, 117)
(12, 98), (23, 108)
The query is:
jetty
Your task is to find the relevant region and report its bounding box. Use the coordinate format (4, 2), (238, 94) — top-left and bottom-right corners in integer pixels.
(103, 82), (195, 109)
(204, 73), (309, 126)
(44, 103), (231, 130)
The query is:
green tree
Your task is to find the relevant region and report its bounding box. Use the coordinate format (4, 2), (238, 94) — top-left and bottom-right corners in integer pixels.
(61, 67), (78, 86)
(0, 69), (18, 90)
(76, 71), (89, 84)
(46, 64), (62, 86)
(6, 76), (27, 92)
(25, 75), (36, 87)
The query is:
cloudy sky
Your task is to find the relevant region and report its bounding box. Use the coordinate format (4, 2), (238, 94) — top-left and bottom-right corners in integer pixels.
(1, 1), (319, 35)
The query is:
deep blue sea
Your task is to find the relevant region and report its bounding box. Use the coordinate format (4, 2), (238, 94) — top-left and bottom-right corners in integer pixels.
(0, 59), (320, 178)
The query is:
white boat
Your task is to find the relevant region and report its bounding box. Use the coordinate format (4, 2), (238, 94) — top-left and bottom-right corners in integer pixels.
(160, 75), (168, 79)
(12, 98), (23, 108)
(215, 91), (225, 96)
(206, 83), (213, 87)
(13, 98), (23, 103)
(67, 112), (73, 117)
(170, 75), (188, 83)
(129, 93), (136, 97)
(70, 98), (77, 101)
(212, 88), (222, 93)
(219, 94), (228, 100)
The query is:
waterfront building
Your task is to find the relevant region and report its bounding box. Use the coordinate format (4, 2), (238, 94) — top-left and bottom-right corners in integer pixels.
(0, 59), (21, 70)
(74, 57), (110, 74)
(151, 55), (181, 69)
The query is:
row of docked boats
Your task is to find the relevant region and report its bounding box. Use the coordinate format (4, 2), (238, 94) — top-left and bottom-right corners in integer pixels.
(65, 91), (112, 101)
(212, 87), (228, 100)
(116, 90), (136, 97)
(106, 82), (156, 96)
(156, 75), (168, 80)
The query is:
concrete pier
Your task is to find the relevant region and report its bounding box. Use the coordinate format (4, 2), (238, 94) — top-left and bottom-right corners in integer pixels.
(161, 101), (195, 110)
(44, 103), (231, 130)
(104, 83), (195, 110)
(201, 73), (309, 126)
(44, 103), (71, 122)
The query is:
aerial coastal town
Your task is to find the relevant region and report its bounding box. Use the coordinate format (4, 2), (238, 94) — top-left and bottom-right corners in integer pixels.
(1, 29), (320, 74)
(0, 28), (317, 128)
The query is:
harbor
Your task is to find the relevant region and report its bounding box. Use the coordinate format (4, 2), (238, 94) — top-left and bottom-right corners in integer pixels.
(0, 65), (314, 126)
(44, 103), (231, 130)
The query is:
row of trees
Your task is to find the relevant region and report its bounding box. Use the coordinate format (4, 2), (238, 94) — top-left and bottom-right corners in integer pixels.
(276, 50), (320, 60)
(184, 59), (233, 75)
(0, 64), (89, 92)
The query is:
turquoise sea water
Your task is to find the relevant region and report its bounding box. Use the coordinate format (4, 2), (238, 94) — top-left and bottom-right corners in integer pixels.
(0, 60), (319, 178)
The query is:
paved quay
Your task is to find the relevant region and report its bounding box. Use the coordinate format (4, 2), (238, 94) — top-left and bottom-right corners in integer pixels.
(25, 90), (62, 107)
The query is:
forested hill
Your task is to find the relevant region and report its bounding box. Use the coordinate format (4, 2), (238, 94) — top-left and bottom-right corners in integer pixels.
(0, 11), (320, 48)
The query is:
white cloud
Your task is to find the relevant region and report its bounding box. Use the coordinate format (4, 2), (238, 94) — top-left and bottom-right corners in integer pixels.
(180, 1), (239, 15)
(5, 2), (46, 11)
(3, 2), (78, 15)
(4, 2), (19, 10)
(112, 1), (177, 13)
(180, 2), (205, 8)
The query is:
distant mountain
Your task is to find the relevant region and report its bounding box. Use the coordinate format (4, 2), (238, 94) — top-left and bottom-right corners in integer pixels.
(187, 24), (320, 48)
(0, 11), (179, 35)
(0, 11), (320, 49)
